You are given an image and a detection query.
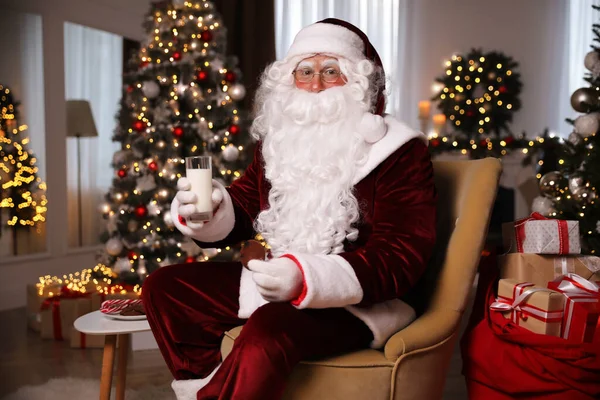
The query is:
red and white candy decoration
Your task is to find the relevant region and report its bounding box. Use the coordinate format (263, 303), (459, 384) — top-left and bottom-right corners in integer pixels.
(100, 299), (142, 315)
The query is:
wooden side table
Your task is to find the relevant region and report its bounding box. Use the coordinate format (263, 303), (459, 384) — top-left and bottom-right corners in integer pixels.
(74, 310), (151, 400)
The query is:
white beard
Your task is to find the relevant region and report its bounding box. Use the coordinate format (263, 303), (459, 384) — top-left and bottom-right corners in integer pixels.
(253, 85), (371, 257)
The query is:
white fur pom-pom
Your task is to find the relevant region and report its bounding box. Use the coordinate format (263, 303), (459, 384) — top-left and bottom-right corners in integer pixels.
(357, 113), (387, 143)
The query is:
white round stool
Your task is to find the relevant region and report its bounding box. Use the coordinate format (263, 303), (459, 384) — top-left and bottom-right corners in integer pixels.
(74, 310), (151, 400)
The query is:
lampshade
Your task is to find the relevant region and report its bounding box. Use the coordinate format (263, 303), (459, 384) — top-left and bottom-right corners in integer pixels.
(66, 100), (98, 138)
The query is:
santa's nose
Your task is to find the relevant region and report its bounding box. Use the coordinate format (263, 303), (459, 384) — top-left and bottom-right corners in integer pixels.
(309, 75), (325, 93)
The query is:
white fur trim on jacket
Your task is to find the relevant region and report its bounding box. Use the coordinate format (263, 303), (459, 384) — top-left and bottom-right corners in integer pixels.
(346, 300), (416, 348)
(286, 253), (364, 309)
(238, 266), (268, 319)
(171, 363), (221, 400)
(170, 180), (235, 242)
(353, 115), (427, 184)
(286, 23), (365, 63)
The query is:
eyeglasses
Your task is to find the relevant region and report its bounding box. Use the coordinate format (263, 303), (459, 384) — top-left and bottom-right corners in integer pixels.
(292, 67), (343, 83)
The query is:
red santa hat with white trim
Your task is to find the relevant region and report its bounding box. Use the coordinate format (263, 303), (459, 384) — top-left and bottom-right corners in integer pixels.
(285, 18), (388, 143)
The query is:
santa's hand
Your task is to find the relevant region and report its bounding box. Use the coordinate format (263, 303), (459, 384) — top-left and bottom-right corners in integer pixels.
(175, 177), (223, 230)
(247, 258), (303, 302)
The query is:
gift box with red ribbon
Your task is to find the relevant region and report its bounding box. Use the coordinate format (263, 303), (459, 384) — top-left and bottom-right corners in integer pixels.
(491, 278), (565, 336)
(547, 273), (600, 343)
(40, 289), (102, 341)
(502, 212), (581, 254)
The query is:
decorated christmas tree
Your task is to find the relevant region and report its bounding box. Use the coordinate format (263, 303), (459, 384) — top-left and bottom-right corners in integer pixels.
(0, 84), (48, 254)
(97, 0), (252, 284)
(534, 5), (600, 255)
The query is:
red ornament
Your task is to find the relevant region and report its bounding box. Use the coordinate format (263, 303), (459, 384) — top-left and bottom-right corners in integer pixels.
(505, 135), (515, 145)
(229, 124), (240, 135)
(466, 111), (475, 117)
(148, 161), (158, 171)
(200, 31), (213, 42)
(479, 139), (488, 147)
(225, 71), (236, 82)
(430, 138), (440, 147)
(173, 126), (184, 137)
(139, 61), (149, 69)
(185, 256), (196, 263)
(117, 169), (127, 178)
(173, 51), (182, 61)
(499, 85), (507, 94)
(197, 70), (208, 81)
(128, 250), (137, 260)
(127, 85), (134, 93)
(135, 205), (148, 218)
(133, 120), (146, 132)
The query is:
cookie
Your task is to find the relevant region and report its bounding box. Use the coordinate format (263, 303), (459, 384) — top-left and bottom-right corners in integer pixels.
(240, 240), (267, 269)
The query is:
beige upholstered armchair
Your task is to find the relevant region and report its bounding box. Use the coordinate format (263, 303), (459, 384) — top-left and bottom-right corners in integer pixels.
(221, 158), (502, 400)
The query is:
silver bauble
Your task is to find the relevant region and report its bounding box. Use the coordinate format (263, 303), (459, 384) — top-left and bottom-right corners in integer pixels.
(572, 186), (596, 205)
(105, 238), (123, 256)
(222, 145), (240, 162)
(128, 219), (139, 232)
(531, 196), (555, 216)
(568, 174), (585, 193)
(570, 87), (600, 113)
(142, 81), (160, 99)
(136, 175), (157, 192)
(584, 51), (600, 75)
(574, 112), (600, 137)
(113, 257), (132, 273)
(229, 84), (246, 101)
(202, 248), (219, 258)
(112, 150), (131, 165)
(539, 171), (564, 198)
(172, 0), (186, 7)
(164, 211), (174, 228)
(568, 131), (583, 145)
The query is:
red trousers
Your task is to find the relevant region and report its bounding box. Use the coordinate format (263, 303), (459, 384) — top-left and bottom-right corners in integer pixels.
(142, 262), (373, 400)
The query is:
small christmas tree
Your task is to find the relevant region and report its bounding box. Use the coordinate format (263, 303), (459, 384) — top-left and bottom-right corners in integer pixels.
(98, 0), (252, 284)
(0, 84), (48, 254)
(535, 5), (600, 254)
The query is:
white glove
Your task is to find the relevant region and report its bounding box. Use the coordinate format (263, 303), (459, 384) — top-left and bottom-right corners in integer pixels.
(175, 177), (223, 230)
(247, 258), (304, 302)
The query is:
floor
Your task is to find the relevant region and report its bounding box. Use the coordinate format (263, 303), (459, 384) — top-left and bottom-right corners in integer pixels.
(0, 306), (470, 399)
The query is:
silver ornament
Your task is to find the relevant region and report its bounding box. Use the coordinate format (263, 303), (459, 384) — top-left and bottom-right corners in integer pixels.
(229, 84), (246, 101)
(112, 150), (132, 165)
(105, 238), (123, 256)
(572, 186), (596, 205)
(574, 112), (600, 137)
(164, 211), (174, 228)
(128, 219), (139, 232)
(531, 196), (555, 216)
(147, 201), (160, 216)
(136, 175), (157, 192)
(568, 174), (585, 193)
(222, 145), (240, 162)
(202, 248), (219, 258)
(113, 257), (132, 273)
(570, 87), (600, 113)
(137, 259), (148, 278)
(539, 171), (564, 198)
(568, 131), (583, 145)
(142, 81), (161, 99)
(584, 51), (600, 76)
(172, 0), (186, 7)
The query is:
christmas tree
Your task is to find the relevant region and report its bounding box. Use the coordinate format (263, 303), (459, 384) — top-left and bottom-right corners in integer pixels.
(0, 84), (48, 255)
(98, 0), (252, 284)
(535, 5), (600, 255)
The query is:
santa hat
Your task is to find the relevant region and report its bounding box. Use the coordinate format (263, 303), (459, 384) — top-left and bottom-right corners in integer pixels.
(285, 18), (387, 143)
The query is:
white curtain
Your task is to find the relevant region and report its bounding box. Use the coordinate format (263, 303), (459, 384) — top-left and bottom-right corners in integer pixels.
(274, 0), (414, 125)
(558, 0), (600, 135)
(64, 22), (122, 247)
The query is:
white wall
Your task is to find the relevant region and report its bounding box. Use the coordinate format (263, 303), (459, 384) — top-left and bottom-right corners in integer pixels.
(407, 0), (568, 137)
(0, 0), (153, 311)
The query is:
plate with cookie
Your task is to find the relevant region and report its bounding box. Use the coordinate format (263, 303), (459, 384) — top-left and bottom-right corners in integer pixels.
(100, 299), (147, 321)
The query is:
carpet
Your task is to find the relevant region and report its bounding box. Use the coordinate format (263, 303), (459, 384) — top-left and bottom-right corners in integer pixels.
(2, 377), (175, 400)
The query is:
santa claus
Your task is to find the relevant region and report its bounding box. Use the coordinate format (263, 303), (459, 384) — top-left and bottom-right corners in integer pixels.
(142, 18), (437, 400)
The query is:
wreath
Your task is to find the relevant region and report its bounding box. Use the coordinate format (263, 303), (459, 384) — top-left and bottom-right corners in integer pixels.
(432, 49), (522, 138)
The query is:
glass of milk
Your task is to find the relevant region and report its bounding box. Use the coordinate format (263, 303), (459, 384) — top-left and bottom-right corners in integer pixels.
(185, 156), (213, 222)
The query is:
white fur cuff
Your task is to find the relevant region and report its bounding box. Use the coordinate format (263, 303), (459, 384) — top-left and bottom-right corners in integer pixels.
(346, 299), (416, 349)
(171, 180), (235, 242)
(171, 363), (221, 400)
(286, 23), (365, 63)
(287, 253), (363, 309)
(238, 266), (269, 319)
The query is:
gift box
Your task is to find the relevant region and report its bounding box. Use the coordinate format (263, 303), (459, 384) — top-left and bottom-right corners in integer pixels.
(499, 253), (600, 287)
(502, 212), (580, 254)
(26, 283), (60, 332)
(40, 292), (103, 341)
(491, 278), (565, 336)
(548, 274), (600, 343)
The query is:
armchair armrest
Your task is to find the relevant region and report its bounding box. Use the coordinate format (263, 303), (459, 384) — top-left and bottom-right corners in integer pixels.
(383, 308), (461, 360)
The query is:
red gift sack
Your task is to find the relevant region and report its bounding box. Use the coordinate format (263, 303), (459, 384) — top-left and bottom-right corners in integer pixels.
(461, 264), (600, 399)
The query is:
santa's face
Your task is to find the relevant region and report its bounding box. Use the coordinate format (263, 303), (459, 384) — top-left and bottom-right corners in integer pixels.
(293, 55), (347, 92)
(251, 55), (378, 257)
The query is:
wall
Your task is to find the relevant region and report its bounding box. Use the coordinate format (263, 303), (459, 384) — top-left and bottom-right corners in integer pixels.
(0, 0), (153, 311)
(408, 0), (568, 137)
